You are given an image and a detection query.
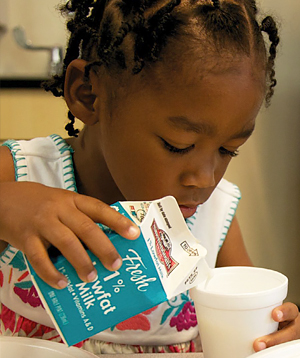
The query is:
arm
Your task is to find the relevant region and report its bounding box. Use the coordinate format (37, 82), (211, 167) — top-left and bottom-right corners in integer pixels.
(0, 146), (140, 289)
(0, 146), (15, 252)
(216, 215), (252, 267)
(0, 145), (15, 181)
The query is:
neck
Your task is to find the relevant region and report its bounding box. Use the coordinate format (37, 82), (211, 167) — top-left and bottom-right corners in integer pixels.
(66, 126), (125, 205)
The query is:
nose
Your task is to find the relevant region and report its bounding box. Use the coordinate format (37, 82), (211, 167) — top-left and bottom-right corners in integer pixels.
(180, 157), (216, 189)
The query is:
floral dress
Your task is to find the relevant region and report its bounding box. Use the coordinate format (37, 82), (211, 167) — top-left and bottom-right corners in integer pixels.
(0, 135), (241, 355)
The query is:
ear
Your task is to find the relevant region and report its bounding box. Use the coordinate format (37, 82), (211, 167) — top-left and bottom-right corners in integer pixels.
(64, 59), (98, 125)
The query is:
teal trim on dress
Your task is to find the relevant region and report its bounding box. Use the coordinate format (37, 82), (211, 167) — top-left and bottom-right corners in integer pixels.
(185, 210), (197, 228)
(50, 134), (74, 155)
(2, 135), (78, 192)
(0, 244), (19, 268)
(186, 184), (241, 252)
(2, 140), (28, 181)
(49, 134), (78, 192)
(218, 184), (241, 250)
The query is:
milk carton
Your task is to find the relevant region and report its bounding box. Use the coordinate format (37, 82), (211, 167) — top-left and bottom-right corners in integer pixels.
(26, 196), (207, 346)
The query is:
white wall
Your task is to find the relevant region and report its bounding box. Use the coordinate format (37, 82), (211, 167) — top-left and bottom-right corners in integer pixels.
(225, 0), (300, 303)
(0, 0), (66, 78)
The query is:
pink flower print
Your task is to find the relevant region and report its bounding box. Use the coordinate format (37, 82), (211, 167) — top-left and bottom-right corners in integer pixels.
(115, 306), (158, 331)
(170, 301), (197, 331)
(14, 282), (43, 308)
(160, 292), (197, 332)
(11, 270), (43, 308)
(0, 304), (17, 333)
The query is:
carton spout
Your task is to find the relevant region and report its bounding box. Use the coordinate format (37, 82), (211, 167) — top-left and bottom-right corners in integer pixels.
(193, 258), (214, 289)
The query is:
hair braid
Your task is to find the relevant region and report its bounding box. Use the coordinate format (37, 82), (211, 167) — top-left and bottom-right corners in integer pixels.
(248, 0), (258, 14)
(132, 0), (181, 73)
(44, 0), (280, 136)
(85, 13), (139, 77)
(212, 0), (220, 9)
(260, 15), (280, 104)
(87, 0), (107, 26)
(44, 0), (102, 85)
(65, 111), (80, 137)
(43, 0), (105, 134)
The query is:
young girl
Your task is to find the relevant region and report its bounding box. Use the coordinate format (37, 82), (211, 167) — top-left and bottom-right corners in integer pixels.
(0, 0), (299, 355)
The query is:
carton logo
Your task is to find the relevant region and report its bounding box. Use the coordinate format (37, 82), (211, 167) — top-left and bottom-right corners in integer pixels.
(180, 241), (199, 256)
(151, 219), (178, 276)
(129, 205), (146, 223)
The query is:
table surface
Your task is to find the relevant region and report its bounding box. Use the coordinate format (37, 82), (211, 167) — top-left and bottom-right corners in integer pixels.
(102, 354), (204, 358)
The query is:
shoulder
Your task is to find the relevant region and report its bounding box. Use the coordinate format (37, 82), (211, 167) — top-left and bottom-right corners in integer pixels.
(0, 135), (73, 184)
(5, 135), (72, 159)
(216, 216), (253, 267)
(0, 145), (15, 182)
(0, 136), (57, 183)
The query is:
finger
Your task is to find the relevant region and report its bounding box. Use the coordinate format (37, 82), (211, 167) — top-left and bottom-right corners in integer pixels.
(253, 326), (298, 352)
(42, 221), (98, 283)
(61, 209), (125, 272)
(73, 195), (140, 239)
(24, 236), (69, 289)
(272, 303), (299, 323)
(253, 306), (300, 352)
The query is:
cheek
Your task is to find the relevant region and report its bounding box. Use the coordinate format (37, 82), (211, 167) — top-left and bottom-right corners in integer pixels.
(106, 142), (186, 200)
(216, 157), (232, 184)
(102, 142), (165, 199)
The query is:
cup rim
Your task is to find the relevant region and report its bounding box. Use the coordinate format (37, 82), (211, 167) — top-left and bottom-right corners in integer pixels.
(190, 266), (288, 310)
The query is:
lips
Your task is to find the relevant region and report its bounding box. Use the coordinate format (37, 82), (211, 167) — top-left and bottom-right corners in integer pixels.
(179, 205), (198, 219)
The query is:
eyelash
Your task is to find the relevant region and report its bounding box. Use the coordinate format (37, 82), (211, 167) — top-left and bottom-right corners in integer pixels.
(161, 138), (239, 158)
(219, 147), (239, 158)
(161, 138), (194, 154)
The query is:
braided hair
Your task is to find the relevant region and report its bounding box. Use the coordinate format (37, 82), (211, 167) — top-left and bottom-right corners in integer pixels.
(43, 0), (279, 137)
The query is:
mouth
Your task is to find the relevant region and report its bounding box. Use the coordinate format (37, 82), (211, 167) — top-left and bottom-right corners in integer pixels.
(179, 205), (199, 219)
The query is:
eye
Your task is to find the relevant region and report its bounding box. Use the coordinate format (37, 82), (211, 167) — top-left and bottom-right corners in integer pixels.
(160, 137), (195, 155)
(219, 147), (239, 158)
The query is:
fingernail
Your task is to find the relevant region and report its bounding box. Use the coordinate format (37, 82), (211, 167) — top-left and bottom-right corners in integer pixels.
(57, 279), (68, 289)
(128, 226), (140, 238)
(257, 341), (267, 351)
(276, 310), (283, 320)
(87, 270), (98, 282)
(112, 257), (122, 270)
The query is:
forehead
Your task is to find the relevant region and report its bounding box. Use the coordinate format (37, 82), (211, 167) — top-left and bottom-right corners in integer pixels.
(108, 57), (264, 143)
(163, 67), (263, 132)
(126, 54), (266, 108)
(144, 47), (266, 91)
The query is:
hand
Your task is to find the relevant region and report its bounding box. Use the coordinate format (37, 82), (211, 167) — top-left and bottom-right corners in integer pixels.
(0, 182), (140, 289)
(253, 302), (300, 351)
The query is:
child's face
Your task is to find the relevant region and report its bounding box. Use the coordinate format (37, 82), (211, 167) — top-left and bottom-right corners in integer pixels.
(94, 60), (265, 218)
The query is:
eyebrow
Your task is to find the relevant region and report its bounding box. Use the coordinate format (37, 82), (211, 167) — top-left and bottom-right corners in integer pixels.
(229, 123), (256, 140)
(167, 116), (255, 140)
(167, 116), (216, 135)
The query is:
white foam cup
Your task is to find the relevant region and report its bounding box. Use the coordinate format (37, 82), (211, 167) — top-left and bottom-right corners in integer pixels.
(190, 266), (288, 358)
